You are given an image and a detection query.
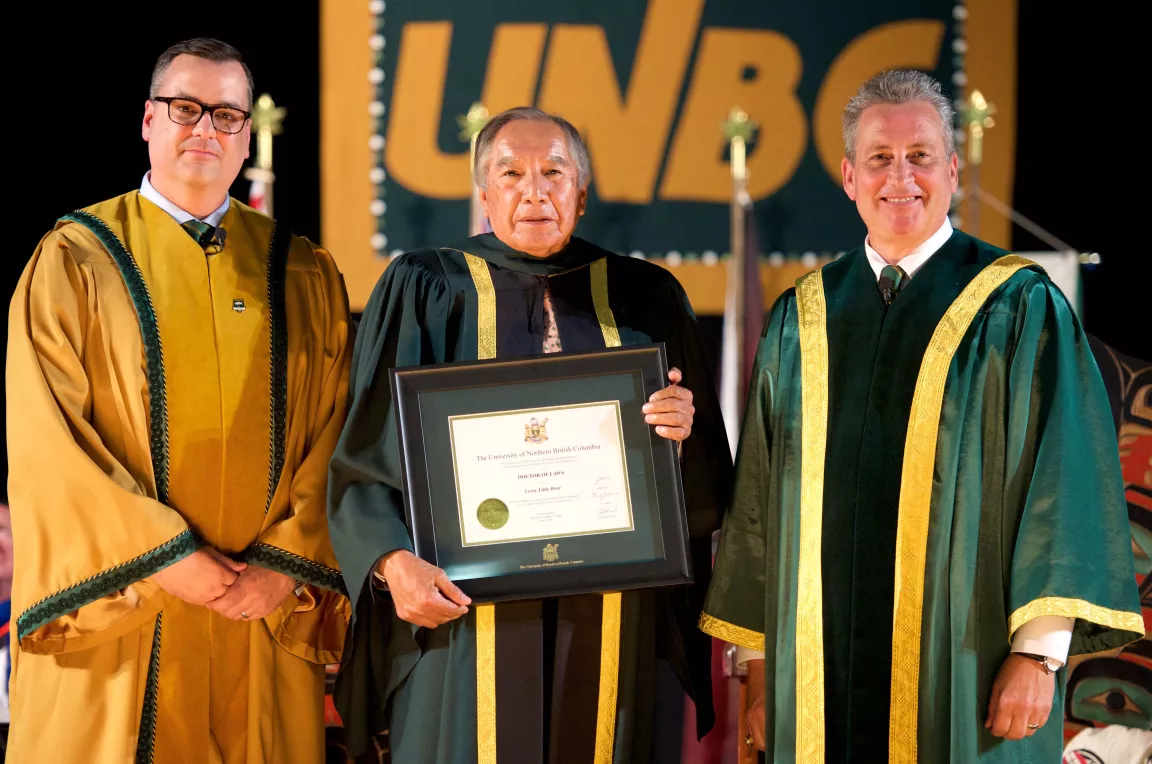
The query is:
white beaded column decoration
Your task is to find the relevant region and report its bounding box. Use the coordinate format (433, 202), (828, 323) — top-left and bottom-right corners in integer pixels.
(951, 1), (969, 229)
(369, 0), (389, 260)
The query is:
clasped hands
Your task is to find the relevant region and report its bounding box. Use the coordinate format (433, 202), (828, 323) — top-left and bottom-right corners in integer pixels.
(151, 547), (296, 621)
(382, 369), (694, 628)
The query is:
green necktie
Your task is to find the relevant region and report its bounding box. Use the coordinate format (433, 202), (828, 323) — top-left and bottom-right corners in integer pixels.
(181, 219), (213, 246)
(879, 264), (908, 305)
(181, 220), (224, 254)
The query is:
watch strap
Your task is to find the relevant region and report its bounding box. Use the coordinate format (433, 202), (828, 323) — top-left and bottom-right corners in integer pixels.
(1016, 651), (1058, 674)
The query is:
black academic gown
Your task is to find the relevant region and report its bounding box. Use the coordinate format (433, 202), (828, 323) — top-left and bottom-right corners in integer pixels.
(327, 234), (732, 763)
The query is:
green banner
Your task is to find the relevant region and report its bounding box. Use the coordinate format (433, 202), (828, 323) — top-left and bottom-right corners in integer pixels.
(371, 0), (960, 257)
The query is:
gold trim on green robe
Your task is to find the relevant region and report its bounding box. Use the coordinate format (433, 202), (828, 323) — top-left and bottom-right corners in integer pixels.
(700, 231), (1143, 763)
(6, 191), (353, 763)
(886, 254), (1034, 762)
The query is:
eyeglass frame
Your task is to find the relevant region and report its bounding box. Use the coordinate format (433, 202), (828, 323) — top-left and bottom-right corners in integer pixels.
(151, 95), (252, 135)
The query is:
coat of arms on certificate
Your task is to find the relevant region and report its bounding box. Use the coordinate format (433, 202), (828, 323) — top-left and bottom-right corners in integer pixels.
(524, 416), (549, 444)
(543, 543), (559, 562)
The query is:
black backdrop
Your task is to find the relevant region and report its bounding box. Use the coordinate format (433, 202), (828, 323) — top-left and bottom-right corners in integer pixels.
(2, 0), (1140, 493)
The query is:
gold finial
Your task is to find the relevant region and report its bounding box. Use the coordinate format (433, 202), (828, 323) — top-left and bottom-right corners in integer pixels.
(250, 93), (286, 171)
(723, 107), (757, 181)
(959, 89), (996, 165)
(723, 107), (756, 143)
(458, 102), (491, 185)
(458, 101), (490, 143)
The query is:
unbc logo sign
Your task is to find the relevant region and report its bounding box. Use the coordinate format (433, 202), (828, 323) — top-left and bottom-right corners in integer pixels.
(354, 0), (961, 270)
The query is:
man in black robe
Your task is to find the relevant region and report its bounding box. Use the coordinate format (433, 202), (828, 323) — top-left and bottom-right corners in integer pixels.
(328, 107), (733, 763)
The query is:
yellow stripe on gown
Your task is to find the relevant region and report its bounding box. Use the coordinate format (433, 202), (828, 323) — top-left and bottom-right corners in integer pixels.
(5, 191), (350, 764)
(132, 198), (307, 763)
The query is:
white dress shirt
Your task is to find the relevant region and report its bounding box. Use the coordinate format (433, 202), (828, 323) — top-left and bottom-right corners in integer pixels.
(0, 642), (8, 723)
(733, 219), (1073, 668)
(864, 218), (955, 280)
(139, 172), (230, 228)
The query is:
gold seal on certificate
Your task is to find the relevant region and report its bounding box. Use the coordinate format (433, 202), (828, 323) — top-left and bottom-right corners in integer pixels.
(477, 498), (509, 529)
(449, 401), (635, 547)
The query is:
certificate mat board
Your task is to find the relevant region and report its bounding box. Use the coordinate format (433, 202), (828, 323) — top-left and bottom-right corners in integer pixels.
(390, 343), (692, 602)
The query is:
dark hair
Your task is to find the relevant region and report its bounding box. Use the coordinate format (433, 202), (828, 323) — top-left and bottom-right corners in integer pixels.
(149, 37), (254, 108)
(473, 107), (591, 188)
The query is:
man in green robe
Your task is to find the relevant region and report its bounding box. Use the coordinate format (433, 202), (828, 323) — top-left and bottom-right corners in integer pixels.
(699, 69), (1144, 763)
(327, 107), (732, 763)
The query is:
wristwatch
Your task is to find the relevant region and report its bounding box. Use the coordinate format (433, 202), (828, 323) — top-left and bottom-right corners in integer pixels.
(1016, 652), (1060, 674)
(371, 552), (396, 590)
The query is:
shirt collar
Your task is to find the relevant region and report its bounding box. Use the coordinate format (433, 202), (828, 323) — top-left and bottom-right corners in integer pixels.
(864, 218), (953, 281)
(139, 172), (230, 228)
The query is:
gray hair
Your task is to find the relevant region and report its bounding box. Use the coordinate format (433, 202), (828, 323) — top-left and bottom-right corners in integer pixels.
(149, 38), (254, 109)
(473, 107), (591, 188)
(842, 69), (955, 161)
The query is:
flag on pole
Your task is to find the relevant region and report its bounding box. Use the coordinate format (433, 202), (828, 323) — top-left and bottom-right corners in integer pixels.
(685, 108), (764, 764)
(740, 201), (763, 407)
(243, 167), (275, 217)
(717, 108), (760, 456)
(248, 172), (269, 215)
(470, 186), (492, 235)
(718, 196), (762, 456)
(244, 93), (284, 217)
(718, 252), (741, 455)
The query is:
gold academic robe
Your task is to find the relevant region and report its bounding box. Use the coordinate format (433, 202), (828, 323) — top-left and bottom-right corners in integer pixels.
(5, 191), (352, 763)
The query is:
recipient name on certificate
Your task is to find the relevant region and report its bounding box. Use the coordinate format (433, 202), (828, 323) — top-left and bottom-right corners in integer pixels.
(448, 401), (635, 547)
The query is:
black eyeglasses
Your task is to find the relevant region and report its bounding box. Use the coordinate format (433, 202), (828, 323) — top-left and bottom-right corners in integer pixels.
(152, 96), (251, 134)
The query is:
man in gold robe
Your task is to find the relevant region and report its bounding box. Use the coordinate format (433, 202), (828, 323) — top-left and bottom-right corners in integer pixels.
(5, 38), (351, 763)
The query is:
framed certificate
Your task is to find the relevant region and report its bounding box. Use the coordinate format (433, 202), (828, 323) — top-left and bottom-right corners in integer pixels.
(390, 343), (691, 603)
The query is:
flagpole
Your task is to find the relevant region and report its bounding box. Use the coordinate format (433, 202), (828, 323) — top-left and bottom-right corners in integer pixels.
(718, 106), (761, 764)
(244, 93), (286, 216)
(458, 101), (491, 235)
(954, 88), (1093, 306)
(958, 89), (995, 239)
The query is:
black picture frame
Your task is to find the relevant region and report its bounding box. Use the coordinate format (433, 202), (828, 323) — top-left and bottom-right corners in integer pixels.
(389, 342), (691, 603)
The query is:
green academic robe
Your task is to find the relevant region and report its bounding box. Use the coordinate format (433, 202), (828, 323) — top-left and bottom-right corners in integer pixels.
(700, 229), (1144, 763)
(327, 234), (732, 763)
